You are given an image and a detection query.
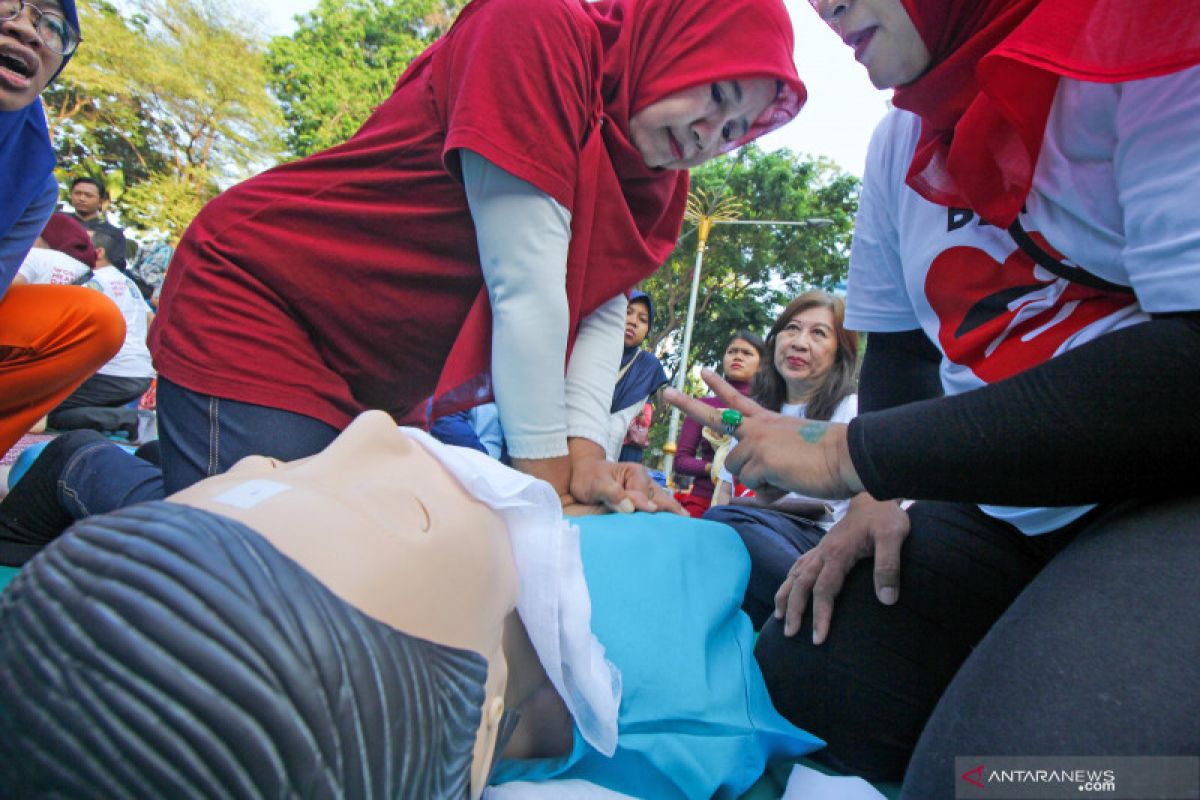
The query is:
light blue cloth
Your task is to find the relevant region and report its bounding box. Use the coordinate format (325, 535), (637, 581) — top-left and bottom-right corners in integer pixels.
(491, 513), (823, 798)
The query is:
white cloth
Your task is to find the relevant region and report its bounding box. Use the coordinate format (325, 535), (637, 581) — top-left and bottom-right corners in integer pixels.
(780, 764), (886, 800)
(398, 428), (621, 756)
(720, 395), (858, 528)
(17, 247), (91, 286)
(604, 399), (644, 461)
(462, 150), (624, 459)
(84, 266), (154, 378)
(845, 66), (1200, 533)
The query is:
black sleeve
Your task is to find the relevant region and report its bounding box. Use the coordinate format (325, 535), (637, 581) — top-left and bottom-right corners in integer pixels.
(857, 329), (944, 414)
(847, 313), (1200, 506)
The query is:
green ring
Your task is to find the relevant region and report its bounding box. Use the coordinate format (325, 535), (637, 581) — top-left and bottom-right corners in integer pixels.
(721, 408), (743, 428)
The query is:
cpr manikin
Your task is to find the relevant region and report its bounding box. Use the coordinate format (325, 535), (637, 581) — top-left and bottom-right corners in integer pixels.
(0, 412), (587, 798)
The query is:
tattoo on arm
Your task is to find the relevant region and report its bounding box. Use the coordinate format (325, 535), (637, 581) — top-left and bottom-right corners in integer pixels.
(799, 421), (827, 444)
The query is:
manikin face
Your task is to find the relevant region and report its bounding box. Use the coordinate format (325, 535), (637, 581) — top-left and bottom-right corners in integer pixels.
(169, 411), (520, 799)
(722, 338), (761, 382)
(0, 0), (65, 111)
(70, 181), (103, 218)
(773, 306), (838, 403)
(810, 0), (931, 89)
(624, 299), (651, 347)
(629, 77), (778, 170)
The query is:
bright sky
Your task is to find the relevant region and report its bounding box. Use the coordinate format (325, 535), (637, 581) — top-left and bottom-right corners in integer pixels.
(254, 0), (891, 176)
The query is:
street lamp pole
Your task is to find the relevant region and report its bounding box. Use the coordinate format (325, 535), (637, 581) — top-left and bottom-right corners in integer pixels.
(659, 208), (835, 482)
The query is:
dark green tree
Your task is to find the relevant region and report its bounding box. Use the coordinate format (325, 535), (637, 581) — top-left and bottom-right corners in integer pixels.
(638, 145), (860, 468)
(642, 144), (859, 381)
(46, 0), (283, 238)
(267, 0), (466, 157)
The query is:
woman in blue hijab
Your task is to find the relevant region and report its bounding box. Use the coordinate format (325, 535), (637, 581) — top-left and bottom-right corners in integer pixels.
(0, 0), (124, 456)
(607, 290), (668, 464)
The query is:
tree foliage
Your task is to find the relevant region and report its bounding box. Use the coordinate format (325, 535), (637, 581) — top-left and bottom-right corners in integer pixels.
(642, 144), (859, 381)
(45, 0), (283, 238)
(267, 0), (466, 157)
(638, 145), (860, 467)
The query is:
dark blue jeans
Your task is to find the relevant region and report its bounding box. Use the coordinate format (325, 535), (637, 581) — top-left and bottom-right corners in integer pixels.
(156, 377), (341, 494)
(32, 380), (341, 532)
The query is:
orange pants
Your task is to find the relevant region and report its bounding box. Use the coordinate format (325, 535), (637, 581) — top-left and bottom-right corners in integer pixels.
(0, 284), (125, 457)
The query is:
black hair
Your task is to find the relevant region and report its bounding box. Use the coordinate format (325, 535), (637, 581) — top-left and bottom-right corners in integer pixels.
(725, 329), (765, 361)
(89, 228), (118, 260)
(70, 176), (106, 197)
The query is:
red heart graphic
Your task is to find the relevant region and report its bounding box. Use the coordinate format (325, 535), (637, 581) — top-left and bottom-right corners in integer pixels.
(926, 238), (1134, 383)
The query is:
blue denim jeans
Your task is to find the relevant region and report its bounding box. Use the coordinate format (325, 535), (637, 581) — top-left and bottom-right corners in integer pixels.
(157, 377), (341, 494)
(57, 437), (164, 519)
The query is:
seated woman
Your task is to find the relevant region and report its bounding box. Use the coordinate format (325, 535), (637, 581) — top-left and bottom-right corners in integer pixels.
(606, 291), (669, 464)
(672, 329), (763, 517)
(669, 0), (1200, 788)
(704, 292), (879, 628)
(0, 411), (821, 798)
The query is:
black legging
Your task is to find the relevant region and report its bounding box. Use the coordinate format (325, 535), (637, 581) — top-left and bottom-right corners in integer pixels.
(753, 493), (1200, 796)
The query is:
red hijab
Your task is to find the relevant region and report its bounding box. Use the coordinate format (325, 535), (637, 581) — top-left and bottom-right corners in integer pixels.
(430, 0), (805, 418)
(892, 0), (1200, 226)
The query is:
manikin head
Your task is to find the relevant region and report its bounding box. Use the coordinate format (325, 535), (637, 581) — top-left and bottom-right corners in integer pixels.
(169, 411), (521, 796)
(0, 412), (538, 799)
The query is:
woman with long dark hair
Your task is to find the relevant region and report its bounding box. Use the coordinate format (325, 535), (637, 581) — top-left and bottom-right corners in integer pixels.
(704, 291), (871, 627)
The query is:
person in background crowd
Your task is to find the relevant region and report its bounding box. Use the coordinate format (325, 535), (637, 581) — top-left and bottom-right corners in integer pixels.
(607, 290), (669, 464)
(67, 176), (128, 271)
(46, 227), (154, 439)
(704, 293), (867, 628)
(672, 329), (762, 517)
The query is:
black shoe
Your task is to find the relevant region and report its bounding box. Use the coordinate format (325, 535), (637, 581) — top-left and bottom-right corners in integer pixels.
(0, 430), (110, 567)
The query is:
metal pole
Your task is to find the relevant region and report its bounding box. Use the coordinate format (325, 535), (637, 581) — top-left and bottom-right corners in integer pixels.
(661, 216), (712, 482)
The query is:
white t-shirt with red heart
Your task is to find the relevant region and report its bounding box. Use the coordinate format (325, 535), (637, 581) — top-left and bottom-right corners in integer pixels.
(844, 66), (1200, 534)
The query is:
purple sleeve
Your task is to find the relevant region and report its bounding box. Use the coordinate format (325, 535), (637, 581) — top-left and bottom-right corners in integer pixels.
(674, 396), (719, 478)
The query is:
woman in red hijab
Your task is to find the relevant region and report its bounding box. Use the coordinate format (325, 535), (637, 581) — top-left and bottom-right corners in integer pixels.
(148, 0), (804, 513)
(669, 0), (1200, 792)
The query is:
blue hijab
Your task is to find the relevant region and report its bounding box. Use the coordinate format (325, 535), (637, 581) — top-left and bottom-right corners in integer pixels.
(0, 0), (79, 242)
(610, 291), (669, 413)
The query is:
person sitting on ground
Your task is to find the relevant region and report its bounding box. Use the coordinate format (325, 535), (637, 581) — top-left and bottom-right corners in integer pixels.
(12, 212), (94, 287)
(128, 238), (174, 306)
(607, 290), (669, 463)
(0, 0), (124, 457)
(703, 292), (871, 628)
(45, 227), (154, 439)
(668, 0), (1200, 792)
(672, 328), (762, 517)
(0, 410), (822, 799)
